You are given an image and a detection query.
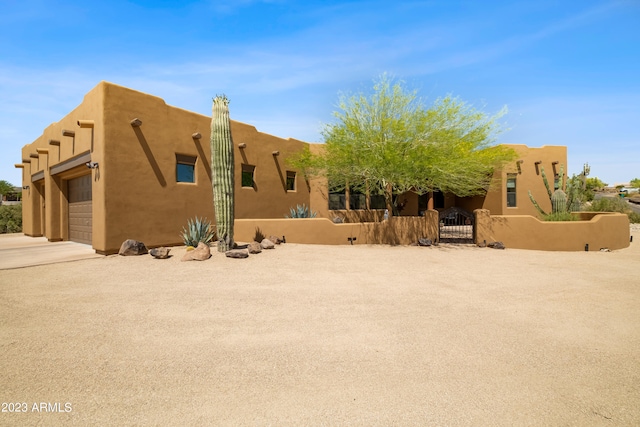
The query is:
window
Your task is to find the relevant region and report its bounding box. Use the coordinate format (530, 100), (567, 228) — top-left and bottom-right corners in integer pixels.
(349, 192), (367, 210)
(286, 171), (296, 191)
(506, 174), (517, 207)
(241, 164), (255, 187)
(369, 194), (386, 209)
(433, 190), (445, 209)
(176, 154), (196, 183)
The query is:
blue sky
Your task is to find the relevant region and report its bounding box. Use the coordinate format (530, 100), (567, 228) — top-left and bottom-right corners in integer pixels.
(1, 0), (639, 186)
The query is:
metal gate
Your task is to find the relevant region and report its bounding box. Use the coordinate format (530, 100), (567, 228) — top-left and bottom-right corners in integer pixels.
(439, 207), (474, 243)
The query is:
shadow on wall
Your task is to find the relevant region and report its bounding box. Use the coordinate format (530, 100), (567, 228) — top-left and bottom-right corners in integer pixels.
(133, 126), (167, 187)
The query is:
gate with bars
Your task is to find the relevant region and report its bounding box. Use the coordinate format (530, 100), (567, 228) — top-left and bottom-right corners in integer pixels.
(438, 207), (475, 243)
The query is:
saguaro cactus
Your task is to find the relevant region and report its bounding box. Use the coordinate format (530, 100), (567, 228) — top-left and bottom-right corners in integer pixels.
(211, 95), (235, 252)
(551, 189), (567, 213)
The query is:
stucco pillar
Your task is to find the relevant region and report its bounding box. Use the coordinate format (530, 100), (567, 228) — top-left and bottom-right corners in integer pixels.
(474, 209), (492, 245)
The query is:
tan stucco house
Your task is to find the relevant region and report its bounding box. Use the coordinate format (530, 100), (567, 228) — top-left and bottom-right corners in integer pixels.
(16, 82), (568, 254)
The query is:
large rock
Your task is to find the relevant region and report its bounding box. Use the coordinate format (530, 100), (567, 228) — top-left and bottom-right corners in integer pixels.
(247, 241), (262, 254)
(225, 249), (249, 259)
(181, 242), (211, 261)
(268, 235), (283, 244)
(487, 241), (506, 250)
(261, 238), (275, 249)
(418, 238), (432, 247)
(119, 239), (148, 256)
(149, 247), (171, 259)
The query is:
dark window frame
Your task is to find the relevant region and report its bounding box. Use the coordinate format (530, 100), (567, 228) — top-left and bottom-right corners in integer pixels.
(176, 154), (197, 183)
(506, 174), (517, 207)
(241, 164), (256, 188)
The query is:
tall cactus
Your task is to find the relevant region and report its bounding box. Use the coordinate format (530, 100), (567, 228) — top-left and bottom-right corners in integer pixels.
(211, 95), (235, 252)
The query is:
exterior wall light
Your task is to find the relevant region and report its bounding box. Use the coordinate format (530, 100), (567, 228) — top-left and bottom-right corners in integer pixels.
(272, 151), (280, 156)
(85, 161), (99, 169)
(238, 143), (246, 148)
(22, 186), (30, 190)
(130, 118), (142, 127)
(192, 132), (202, 139)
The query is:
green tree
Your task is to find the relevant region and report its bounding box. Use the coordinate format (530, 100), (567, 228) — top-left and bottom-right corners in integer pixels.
(290, 74), (515, 215)
(0, 180), (15, 197)
(585, 177), (607, 192)
(630, 178), (640, 188)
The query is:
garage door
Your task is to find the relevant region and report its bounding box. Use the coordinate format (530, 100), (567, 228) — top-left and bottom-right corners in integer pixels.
(68, 175), (92, 245)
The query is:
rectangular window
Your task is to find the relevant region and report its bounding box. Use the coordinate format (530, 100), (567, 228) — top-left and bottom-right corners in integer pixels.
(349, 192), (366, 210)
(369, 194), (386, 209)
(176, 154), (196, 183)
(506, 174), (517, 207)
(286, 171), (296, 191)
(433, 190), (445, 209)
(241, 164), (255, 187)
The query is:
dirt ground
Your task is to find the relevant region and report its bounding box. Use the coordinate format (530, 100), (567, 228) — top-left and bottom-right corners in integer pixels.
(1, 229), (639, 426)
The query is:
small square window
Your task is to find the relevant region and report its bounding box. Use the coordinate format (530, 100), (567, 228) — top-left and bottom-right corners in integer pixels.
(286, 171), (296, 191)
(242, 164), (255, 187)
(176, 154), (196, 183)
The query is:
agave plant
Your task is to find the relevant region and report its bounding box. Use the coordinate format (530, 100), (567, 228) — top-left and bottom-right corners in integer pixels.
(180, 217), (215, 247)
(285, 204), (317, 218)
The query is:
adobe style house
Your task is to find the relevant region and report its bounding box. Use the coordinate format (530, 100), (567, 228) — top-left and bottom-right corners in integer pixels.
(17, 82), (569, 253)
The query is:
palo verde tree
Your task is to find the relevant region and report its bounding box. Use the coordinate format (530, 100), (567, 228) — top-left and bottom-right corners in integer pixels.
(289, 74), (516, 216)
(210, 95), (235, 252)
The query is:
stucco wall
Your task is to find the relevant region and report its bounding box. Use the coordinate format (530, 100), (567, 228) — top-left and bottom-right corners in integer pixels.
(19, 83), (105, 242)
(475, 209), (630, 251)
(235, 210), (440, 246)
(99, 83), (313, 253)
(483, 145), (568, 216)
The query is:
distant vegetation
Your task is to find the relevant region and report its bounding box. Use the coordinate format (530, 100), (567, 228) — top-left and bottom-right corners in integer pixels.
(587, 196), (640, 224)
(0, 204), (22, 233)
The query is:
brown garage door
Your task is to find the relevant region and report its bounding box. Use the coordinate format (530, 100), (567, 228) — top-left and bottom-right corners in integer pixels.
(68, 175), (92, 245)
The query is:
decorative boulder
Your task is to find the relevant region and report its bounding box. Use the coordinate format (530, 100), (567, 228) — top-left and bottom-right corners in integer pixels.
(487, 241), (506, 250)
(418, 238), (432, 247)
(268, 235), (283, 244)
(225, 249), (249, 259)
(149, 247), (171, 259)
(119, 239), (148, 256)
(247, 242), (262, 254)
(261, 238), (275, 249)
(181, 242), (211, 261)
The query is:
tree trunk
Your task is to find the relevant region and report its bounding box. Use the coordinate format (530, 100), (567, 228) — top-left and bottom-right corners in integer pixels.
(211, 96), (235, 252)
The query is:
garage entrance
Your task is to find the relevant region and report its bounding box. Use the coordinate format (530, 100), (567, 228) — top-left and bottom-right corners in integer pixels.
(68, 175), (92, 245)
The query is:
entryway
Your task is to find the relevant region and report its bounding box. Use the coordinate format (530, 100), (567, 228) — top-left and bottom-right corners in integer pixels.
(439, 207), (474, 243)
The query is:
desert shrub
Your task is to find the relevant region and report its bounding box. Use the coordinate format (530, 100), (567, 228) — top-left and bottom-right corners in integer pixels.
(629, 212), (640, 224)
(285, 204), (317, 218)
(587, 197), (629, 213)
(0, 204), (22, 233)
(180, 217), (215, 247)
(543, 212), (578, 222)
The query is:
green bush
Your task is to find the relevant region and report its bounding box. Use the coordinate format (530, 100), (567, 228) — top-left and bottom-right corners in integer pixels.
(629, 212), (640, 224)
(543, 212), (578, 222)
(588, 197), (629, 213)
(180, 217), (215, 247)
(0, 204), (22, 233)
